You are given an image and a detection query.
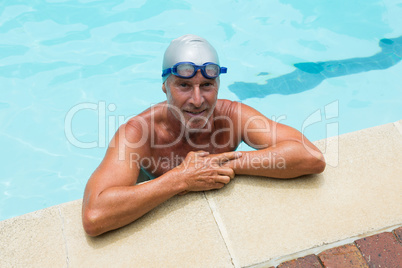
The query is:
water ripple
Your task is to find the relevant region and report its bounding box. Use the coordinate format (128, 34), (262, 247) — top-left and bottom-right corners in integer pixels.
(40, 30), (91, 46)
(0, 132), (65, 157)
(112, 30), (168, 44)
(0, 44), (29, 59)
(0, 0), (190, 34)
(49, 54), (150, 85)
(0, 61), (77, 79)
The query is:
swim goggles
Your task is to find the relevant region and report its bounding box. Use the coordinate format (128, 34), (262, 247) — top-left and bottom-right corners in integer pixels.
(162, 62), (227, 79)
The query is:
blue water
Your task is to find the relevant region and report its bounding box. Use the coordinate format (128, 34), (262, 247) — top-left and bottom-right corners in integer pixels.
(229, 37), (402, 99)
(1, 0), (402, 221)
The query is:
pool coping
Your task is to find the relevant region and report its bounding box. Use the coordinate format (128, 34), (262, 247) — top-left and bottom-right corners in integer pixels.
(1, 119), (401, 267)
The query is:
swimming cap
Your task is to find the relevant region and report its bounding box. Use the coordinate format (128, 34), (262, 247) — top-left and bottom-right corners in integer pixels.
(162, 34), (220, 82)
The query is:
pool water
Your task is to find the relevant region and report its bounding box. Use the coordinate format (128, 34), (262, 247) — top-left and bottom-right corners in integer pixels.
(1, 0), (401, 221)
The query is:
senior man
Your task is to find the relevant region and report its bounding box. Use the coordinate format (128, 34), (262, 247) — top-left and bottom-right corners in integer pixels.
(82, 34), (326, 236)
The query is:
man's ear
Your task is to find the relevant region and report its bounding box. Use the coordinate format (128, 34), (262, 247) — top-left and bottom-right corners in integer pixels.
(162, 82), (167, 94)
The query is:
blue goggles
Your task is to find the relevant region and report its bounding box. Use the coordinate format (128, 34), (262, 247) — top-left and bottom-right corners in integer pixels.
(162, 62), (227, 79)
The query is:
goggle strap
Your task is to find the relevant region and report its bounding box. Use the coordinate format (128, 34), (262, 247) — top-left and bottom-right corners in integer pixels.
(162, 69), (172, 77)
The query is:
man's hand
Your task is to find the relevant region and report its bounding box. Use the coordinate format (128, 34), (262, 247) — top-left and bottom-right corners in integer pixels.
(173, 151), (242, 195)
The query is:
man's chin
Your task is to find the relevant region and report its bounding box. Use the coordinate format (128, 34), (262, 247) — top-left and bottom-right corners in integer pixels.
(184, 117), (210, 131)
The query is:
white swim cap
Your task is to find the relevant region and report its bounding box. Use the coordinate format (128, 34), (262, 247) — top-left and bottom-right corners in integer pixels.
(162, 34), (220, 82)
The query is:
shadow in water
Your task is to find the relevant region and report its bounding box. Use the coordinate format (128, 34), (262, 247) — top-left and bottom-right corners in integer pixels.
(228, 36), (402, 100)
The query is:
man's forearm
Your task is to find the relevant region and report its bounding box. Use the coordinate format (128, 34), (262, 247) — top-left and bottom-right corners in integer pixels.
(227, 141), (325, 178)
(82, 171), (184, 236)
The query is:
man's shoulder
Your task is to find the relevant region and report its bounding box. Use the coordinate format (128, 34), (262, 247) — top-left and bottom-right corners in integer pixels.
(215, 99), (268, 123)
(217, 99), (237, 106)
(215, 99), (253, 116)
(119, 103), (167, 152)
(215, 99), (238, 114)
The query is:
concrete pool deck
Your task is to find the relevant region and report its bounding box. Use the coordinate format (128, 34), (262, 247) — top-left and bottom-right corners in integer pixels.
(1, 120), (401, 267)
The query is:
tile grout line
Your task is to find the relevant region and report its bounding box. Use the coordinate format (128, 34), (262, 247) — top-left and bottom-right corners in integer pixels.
(58, 207), (70, 268)
(203, 192), (240, 268)
(392, 229), (402, 244)
(352, 240), (370, 266)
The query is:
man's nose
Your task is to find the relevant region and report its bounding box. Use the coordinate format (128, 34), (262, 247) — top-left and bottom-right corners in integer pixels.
(189, 70), (204, 107)
(190, 86), (203, 107)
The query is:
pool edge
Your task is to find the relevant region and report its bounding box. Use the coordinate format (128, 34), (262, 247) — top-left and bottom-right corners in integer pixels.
(1, 119), (401, 267)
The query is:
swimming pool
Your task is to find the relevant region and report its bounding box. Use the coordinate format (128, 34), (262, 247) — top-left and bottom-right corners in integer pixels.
(1, 0), (401, 221)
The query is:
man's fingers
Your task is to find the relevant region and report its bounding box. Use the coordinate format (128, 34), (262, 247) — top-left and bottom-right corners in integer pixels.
(208, 151), (242, 165)
(218, 151), (242, 160)
(194, 151), (209, 156)
(214, 182), (226, 189)
(213, 174), (232, 185)
(216, 167), (235, 179)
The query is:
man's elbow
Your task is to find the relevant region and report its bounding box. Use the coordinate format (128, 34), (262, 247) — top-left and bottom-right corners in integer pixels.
(310, 153), (326, 174)
(314, 159), (326, 174)
(82, 209), (104, 237)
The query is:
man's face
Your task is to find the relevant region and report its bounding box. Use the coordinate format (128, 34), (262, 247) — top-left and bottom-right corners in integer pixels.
(163, 70), (219, 130)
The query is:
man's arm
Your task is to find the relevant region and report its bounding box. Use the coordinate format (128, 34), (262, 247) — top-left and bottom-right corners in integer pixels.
(82, 120), (240, 236)
(225, 102), (325, 178)
(82, 121), (180, 236)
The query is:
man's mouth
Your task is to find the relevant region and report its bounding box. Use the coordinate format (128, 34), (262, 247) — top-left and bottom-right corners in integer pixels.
(184, 109), (207, 116)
